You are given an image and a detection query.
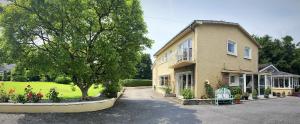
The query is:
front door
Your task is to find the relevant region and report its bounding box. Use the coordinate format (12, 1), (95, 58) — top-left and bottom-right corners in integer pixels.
(176, 71), (193, 97)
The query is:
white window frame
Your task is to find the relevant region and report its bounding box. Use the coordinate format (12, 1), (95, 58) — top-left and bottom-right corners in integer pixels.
(227, 40), (237, 56)
(244, 47), (252, 59)
(177, 38), (192, 61)
(230, 75), (235, 84)
(159, 75), (169, 86)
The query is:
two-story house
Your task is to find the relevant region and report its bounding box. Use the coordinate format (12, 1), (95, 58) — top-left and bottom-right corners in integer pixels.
(152, 20), (261, 98)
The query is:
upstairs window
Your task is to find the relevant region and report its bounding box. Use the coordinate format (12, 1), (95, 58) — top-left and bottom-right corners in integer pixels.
(227, 40), (237, 56)
(177, 39), (192, 61)
(244, 47), (252, 59)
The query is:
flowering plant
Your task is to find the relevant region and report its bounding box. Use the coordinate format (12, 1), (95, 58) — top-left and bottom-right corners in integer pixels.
(24, 85), (43, 103)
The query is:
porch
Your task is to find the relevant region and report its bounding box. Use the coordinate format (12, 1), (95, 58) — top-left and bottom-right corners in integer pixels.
(222, 70), (271, 96)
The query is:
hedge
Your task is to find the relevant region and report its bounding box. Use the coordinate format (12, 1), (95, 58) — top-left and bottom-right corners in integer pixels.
(120, 79), (152, 87)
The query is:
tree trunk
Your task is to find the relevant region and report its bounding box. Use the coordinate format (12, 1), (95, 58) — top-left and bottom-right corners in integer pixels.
(79, 86), (89, 100)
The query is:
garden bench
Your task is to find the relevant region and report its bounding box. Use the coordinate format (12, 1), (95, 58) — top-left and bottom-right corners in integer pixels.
(215, 88), (233, 105)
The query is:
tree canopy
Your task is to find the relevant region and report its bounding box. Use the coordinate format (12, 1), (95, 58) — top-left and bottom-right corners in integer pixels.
(254, 35), (300, 74)
(135, 53), (152, 79)
(0, 0), (152, 99)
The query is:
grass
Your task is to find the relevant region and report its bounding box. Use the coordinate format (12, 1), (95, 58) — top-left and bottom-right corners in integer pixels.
(0, 81), (103, 99)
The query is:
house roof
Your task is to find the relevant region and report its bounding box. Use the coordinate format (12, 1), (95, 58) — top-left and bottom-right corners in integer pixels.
(0, 64), (16, 72)
(272, 71), (299, 76)
(259, 64), (300, 77)
(259, 64), (279, 73)
(154, 20), (261, 57)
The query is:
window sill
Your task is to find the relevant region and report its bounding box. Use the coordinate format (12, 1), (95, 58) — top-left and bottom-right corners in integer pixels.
(244, 57), (252, 60)
(227, 52), (237, 57)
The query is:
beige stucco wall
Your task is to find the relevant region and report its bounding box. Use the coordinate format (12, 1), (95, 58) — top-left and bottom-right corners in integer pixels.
(195, 24), (259, 98)
(272, 88), (294, 96)
(152, 31), (195, 93)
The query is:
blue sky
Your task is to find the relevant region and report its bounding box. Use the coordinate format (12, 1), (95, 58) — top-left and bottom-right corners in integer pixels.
(141, 0), (300, 60)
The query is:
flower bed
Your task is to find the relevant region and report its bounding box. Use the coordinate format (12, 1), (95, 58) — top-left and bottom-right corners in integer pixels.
(0, 91), (123, 113)
(0, 83), (124, 113)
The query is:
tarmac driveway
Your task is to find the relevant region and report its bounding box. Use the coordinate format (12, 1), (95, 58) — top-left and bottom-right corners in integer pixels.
(1, 87), (300, 124)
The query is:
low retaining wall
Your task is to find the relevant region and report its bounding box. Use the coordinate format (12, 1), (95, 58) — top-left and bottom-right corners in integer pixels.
(180, 99), (214, 105)
(0, 91), (123, 113)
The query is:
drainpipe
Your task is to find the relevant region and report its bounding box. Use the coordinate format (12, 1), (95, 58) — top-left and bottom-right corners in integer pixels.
(243, 74), (246, 93)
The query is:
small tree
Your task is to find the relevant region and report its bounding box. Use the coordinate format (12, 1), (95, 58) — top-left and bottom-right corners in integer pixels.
(0, 0), (152, 99)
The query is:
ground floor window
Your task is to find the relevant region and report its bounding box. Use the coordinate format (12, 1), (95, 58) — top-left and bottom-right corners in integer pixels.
(272, 77), (300, 88)
(159, 75), (169, 86)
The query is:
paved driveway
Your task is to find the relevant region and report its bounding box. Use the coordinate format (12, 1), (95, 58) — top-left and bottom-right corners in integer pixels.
(1, 87), (300, 124)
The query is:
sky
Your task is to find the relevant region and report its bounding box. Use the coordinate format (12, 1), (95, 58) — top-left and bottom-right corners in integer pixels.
(140, 0), (300, 60)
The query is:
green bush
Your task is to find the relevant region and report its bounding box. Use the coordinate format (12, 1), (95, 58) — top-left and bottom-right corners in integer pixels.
(234, 94), (241, 100)
(0, 90), (9, 102)
(0, 83), (9, 102)
(264, 87), (271, 98)
(164, 86), (172, 94)
(120, 79), (152, 87)
(205, 82), (214, 98)
(103, 82), (121, 98)
(55, 76), (72, 84)
(182, 89), (194, 99)
(15, 94), (26, 103)
(12, 75), (27, 82)
(252, 89), (258, 99)
(229, 86), (242, 96)
(47, 88), (61, 102)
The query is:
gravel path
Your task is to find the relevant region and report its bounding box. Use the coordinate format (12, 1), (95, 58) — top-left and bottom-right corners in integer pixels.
(0, 87), (300, 124)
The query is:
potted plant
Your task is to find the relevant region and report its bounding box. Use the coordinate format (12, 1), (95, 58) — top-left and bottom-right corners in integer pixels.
(264, 87), (271, 98)
(276, 92), (281, 97)
(252, 89), (258, 99)
(242, 92), (249, 100)
(282, 92), (286, 97)
(234, 94), (241, 104)
(164, 86), (175, 97)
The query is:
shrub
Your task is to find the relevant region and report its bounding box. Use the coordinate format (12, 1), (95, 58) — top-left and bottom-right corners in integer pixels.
(0, 83), (9, 102)
(205, 82), (214, 98)
(47, 88), (61, 102)
(229, 86), (242, 96)
(103, 82), (121, 98)
(120, 79), (152, 87)
(12, 75), (27, 82)
(182, 89), (194, 99)
(216, 80), (229, 89)
(16, 94), (26, 103)
(264, 87), (271, 98)
(282, 92), (286, 97)
(234, 94), (241, 100)
(8, 88), (16, 102)
(164, 86), (172, 94)
(276, 92), (281, 97)
(242, 92), (249, 100)
(24, 85), (43, 103)
(252, 89), (258, 99)
(0, 89), (9, 102)
(55, 76), (72, 84)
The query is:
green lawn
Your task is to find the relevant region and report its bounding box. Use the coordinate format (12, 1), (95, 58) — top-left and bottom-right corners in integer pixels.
(0, 82), (103, 99)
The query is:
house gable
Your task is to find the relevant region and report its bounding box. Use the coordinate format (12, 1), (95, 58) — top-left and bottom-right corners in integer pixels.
(259, 65), (279, 73)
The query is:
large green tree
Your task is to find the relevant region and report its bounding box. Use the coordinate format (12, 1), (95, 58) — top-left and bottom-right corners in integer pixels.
(135, 53), (152, 79)
(0, 0), (152, 99)
(254, 35), (300, 74)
